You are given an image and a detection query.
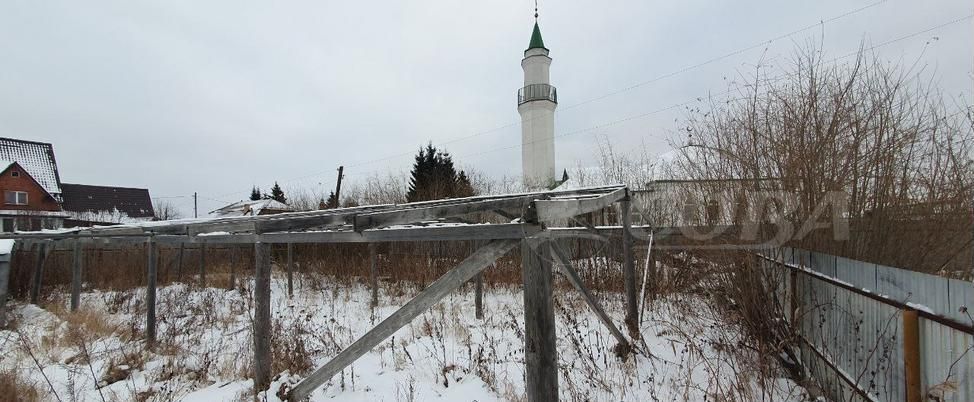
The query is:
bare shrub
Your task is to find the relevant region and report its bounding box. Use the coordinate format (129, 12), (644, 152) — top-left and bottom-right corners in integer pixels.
(0, 370), (43, 402)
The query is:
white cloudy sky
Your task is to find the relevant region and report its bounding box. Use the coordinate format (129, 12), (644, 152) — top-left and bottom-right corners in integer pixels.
(1, 0), (971, 216)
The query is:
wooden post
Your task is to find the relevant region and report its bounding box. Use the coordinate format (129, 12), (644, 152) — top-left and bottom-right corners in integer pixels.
(789, 269), (799, 326)
(146, 238), (158, 348)
(29, 243), (48, 305)
(0, 248), (12, 328)
(472, 241), (484, 320)
(620, 196), (638, 334)
(903, 308), (922, 402)
(228, 246), (237, 290)
(286, 243), (294, 298)
(474, 272), (484, 320)
(70, 241), (82, 312)
(198, 243), (206, 287)
(176, 243), (184, 282)
(369, 243), (378, 308)
(254, 242), (272, 391)
(521, 238), (558, 402)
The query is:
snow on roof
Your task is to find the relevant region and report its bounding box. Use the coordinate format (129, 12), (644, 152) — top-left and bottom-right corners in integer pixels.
(208, 199), (293, 218)
(0, 138), (63, 199)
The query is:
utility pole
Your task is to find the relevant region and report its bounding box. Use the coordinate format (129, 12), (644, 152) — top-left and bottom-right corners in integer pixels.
(333, 166), (344, 208)
(193, 192), (198, 218)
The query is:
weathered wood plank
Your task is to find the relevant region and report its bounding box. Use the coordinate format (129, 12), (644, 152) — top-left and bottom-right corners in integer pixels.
(29, 243), (48, 305)
(353, 197), (533, 231)
(198, 243), (206, 287)
(0, 250), (12, 328)
(146, 238), (158, 347)
(195, 224), (539, 244)
(369, 243), (378, 308)
(70, 241), (82, 312)
(550, 243), (630, 351)
(286, 243), (294, 297)
(521, 238), (558, 402)
(620, 197), (638, 334)
(286, 239), (517, 401)
(534, 187), (627, 222)
(254, 242), (272, 391)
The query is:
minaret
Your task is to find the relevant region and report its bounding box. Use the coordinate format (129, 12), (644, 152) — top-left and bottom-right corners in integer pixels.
(518, 10), (557, 189)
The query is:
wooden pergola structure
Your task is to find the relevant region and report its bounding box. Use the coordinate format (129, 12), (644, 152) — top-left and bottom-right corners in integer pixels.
(0, 184), (645, 402)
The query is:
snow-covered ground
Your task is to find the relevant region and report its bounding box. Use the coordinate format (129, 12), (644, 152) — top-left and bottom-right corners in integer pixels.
(0, 272), (809, 401)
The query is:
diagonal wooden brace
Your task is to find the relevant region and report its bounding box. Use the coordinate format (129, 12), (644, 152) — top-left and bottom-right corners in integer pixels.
(550, 243), (632, 354)
(287, 238), (518, 401)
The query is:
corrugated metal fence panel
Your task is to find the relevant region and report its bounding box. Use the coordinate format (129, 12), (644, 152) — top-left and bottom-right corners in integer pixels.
(835, 255), (877, 290)
(946, 278), (973, 323)
(875, 264), (952, 318)
(809, 251), (837, 277)
(797, 268), (904, 401)
(918, 317), (973, 402)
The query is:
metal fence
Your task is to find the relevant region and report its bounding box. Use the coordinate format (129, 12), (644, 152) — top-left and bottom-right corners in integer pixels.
(760, 247), (973, 402)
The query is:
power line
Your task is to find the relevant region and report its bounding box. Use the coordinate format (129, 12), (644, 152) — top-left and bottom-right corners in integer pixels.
(349, 13), (974, 176)
(228, 0), (891, 186)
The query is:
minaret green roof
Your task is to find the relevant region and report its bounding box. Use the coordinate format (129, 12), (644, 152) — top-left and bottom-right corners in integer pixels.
(528, 22), (546, 50)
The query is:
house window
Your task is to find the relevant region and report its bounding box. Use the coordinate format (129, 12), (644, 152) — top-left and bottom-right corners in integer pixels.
(4, 191), (28, 205)
(10, 170), (19, 177)
(0, 218), (13, 233)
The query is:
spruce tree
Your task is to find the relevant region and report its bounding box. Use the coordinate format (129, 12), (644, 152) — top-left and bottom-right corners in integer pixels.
(250, 186), (262, 201)
(269, 182), (287, 204)
(406, 143), (474, 202)
(325, 191), (338, 208)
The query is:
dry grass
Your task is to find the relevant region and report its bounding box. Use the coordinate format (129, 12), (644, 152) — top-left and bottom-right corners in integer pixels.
(0, 370), (43, 402)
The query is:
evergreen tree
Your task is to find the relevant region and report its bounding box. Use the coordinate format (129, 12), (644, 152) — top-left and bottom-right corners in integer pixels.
(325, 191), (339, 208)
(249, 186), (262, 201)
(406, 143), (474, 202)
(269, 182), (287, 204)
(456, 170), (474, 198)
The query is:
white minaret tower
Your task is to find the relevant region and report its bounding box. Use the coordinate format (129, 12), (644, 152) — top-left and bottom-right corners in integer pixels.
(518, 11), (557, 189)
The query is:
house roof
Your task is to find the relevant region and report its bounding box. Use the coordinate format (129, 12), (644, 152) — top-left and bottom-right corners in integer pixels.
(60, 183), (155, 218)
(208, 199), (292, 218)
(0, 137), (62, 199)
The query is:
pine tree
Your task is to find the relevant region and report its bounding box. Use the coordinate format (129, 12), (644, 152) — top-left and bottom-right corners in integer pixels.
(269, 182), (287, 204)
(406, 143), (474, 202)
(250, 186), (262, 201)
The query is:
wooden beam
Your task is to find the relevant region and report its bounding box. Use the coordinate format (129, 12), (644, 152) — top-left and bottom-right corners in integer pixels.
(903, 308), (922, 402)
(353, 197), (533, 231)
(369, 243), (378, 308)
(521, 238), (558, 402)
(286, 243), (294, 298)
(198, 243), (206, 287)
(286, 239), (517, 401)
(534, 187), (627, 223)
(550, 243), (630, 352)
(254, 242), (272, 391)
(0, 250), (11, 328)
(146, 238), (158, 347)
(195, 223), (539, 244)
(70, 241), (82, 312)
(256, 214), (349, 234)
(620, 196), (638, 334)
(29, 243), (48, 305)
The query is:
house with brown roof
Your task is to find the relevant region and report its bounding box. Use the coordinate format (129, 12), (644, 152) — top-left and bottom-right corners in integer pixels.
(0, 137), (156, 231)
(61, 183), (155, 227)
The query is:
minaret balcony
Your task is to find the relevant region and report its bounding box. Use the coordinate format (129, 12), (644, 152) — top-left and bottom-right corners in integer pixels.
(517, 84), (557, 105)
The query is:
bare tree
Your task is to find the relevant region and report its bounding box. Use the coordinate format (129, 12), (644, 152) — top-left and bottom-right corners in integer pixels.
(153, 200), (183, 221)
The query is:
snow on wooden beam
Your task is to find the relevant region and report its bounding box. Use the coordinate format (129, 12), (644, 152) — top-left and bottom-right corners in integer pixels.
(352, 196), (534, 231)
(534, 187), (628, 222)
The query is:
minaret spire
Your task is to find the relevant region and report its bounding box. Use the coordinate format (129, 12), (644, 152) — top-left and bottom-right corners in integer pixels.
(518, 6), (557, 189)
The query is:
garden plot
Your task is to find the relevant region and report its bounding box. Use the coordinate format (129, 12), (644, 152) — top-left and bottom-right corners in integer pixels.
(0, 272), (809, 401)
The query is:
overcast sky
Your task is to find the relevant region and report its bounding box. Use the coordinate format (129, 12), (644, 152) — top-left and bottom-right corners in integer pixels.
(1, 0), (971, 217)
